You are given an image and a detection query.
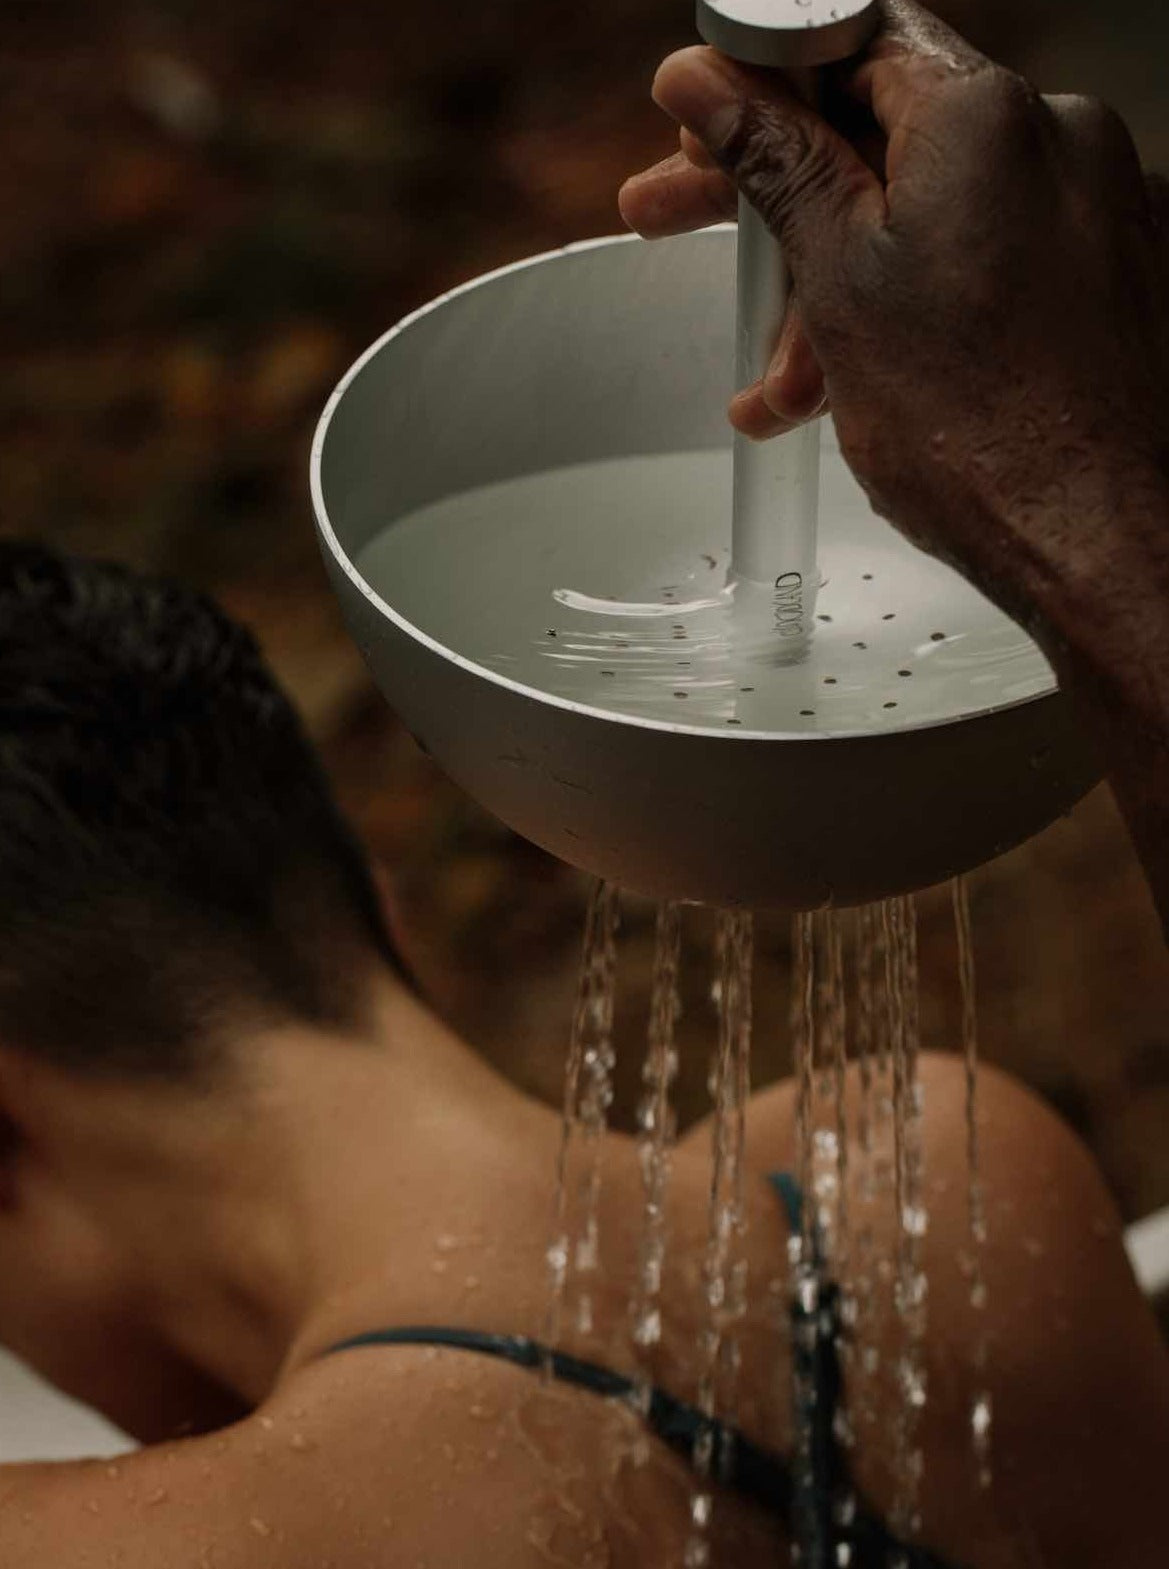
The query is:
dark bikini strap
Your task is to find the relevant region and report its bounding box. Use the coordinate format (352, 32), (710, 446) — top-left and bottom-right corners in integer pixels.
(328, 1325), (792, 1517)
(325, 1326), (960, 1569)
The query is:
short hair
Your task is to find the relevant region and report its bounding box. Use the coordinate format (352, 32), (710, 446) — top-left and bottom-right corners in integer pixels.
(0, 542), (406, 1078)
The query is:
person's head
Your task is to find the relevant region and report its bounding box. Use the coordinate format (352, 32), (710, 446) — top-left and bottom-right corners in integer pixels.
(0, 540), (407, 1083)
(0, 542), (412, 1407)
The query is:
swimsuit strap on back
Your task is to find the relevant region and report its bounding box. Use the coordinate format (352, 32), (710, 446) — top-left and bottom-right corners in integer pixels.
(323, 1174), (963, 1569)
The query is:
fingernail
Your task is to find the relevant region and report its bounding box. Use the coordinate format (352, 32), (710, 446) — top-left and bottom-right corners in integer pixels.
(729, 385), (792, 441)
(652, 50), (743, 150)
(763, 379), (826, 424)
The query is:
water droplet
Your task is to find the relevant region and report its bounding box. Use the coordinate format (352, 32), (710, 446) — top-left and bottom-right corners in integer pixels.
(633, 1308), (662, 1347)
(902, 1204), (929, 1238)
(796, 1271), (819, 1316)
(813, 1128), (839, 1161)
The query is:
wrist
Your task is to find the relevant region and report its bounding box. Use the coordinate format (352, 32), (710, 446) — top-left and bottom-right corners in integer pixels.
(1011, 452), (1169, 722)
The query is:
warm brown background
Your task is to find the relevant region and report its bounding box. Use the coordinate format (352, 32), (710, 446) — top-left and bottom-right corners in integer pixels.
(3, 1), (1168, 1222)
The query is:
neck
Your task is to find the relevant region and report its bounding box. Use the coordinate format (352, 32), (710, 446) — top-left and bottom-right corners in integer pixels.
(19, 981), (565, 1409)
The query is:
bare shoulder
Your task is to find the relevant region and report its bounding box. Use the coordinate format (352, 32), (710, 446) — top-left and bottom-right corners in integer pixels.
(0, 1343), (775, 1567)
(0, 1351), (630, 1569)
(261, 1344), (780, 1567)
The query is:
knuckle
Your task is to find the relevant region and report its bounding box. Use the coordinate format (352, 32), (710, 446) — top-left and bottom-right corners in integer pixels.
(1053, 92), (1139, 168)
(727, 105), (853, 239)
(1055, 92), (1126, 142)
(978, 64), (1047, 136)
(946, 62), (1048, 149)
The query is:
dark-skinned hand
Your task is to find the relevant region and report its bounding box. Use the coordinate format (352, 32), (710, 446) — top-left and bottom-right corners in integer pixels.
(618, 0), (1169, 644)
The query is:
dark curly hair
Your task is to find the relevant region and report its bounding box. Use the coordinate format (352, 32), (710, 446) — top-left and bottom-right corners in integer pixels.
(0, 541), (407, 1077)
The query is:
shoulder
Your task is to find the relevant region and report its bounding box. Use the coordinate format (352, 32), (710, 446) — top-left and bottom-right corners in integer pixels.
(0, 1346), (689, 1569)
(230, 1341), (707, 1568)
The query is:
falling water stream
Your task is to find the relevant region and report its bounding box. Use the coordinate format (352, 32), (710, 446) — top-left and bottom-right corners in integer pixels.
(887, 894), (928, 1544)
(631, 903), (683, 1370)
(685, 911), (755, 1569)
(544, 881), (988, 1565)
(954, 877), (993, 1491)
(545, 881), (621, 1355)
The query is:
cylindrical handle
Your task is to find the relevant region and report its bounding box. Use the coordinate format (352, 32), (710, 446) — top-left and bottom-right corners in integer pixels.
(698, 2), (879, 662)
(730, 189), (820, 653)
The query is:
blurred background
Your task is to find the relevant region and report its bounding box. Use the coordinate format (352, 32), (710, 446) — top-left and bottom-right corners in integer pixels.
(3, 0), (1169, 1226)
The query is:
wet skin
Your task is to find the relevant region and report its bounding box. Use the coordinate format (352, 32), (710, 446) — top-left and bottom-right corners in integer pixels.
(0, 1000), (1165, 1569)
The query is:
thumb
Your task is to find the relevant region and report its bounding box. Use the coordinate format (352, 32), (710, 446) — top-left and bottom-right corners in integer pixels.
(652, 47), (883, 265)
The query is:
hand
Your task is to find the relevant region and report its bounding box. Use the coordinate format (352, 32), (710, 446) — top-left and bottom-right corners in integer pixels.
(619, 0), (1169, 640)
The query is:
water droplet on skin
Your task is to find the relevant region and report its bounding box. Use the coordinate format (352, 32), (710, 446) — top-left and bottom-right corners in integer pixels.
(633, 1308), (662, 1347)
(146, 1488), (168, 1506)
(289, 1433), (312, 1453)
(249, 1518), (273, 1539)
